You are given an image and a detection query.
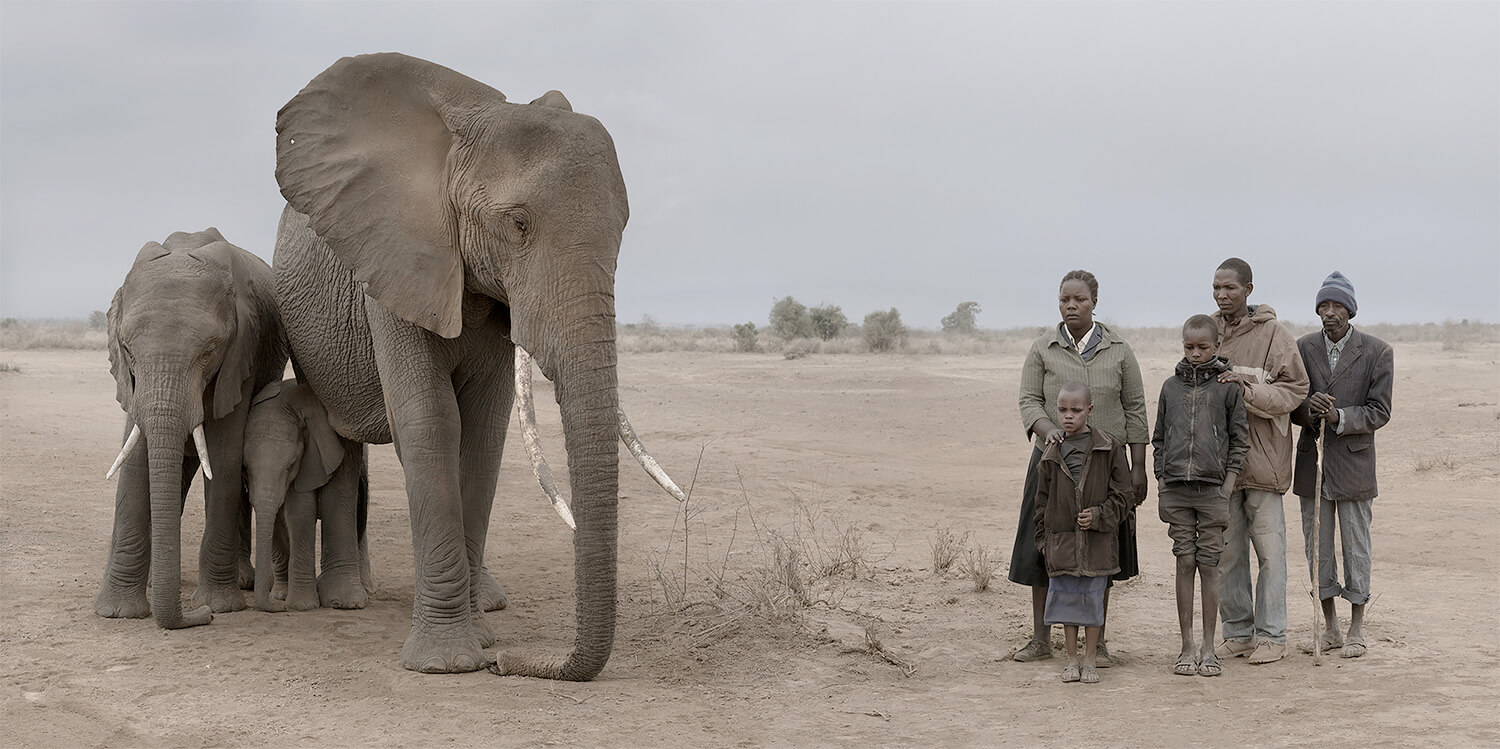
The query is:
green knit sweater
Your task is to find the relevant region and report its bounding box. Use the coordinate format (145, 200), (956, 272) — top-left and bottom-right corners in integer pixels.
(1018, 322), (1149, 445)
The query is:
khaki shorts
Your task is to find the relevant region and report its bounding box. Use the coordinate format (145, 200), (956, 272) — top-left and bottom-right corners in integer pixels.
(1158, 482), (1229, 566)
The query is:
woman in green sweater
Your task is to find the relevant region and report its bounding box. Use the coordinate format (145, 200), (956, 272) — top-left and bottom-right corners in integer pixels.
(1009, 270), (1150, 666)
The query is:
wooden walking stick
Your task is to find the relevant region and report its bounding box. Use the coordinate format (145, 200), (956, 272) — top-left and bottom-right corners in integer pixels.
(1311, 420), (1325, 666)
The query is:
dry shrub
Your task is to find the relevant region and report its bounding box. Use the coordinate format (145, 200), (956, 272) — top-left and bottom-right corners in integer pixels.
(958, 542), (1000, 592)
(1414, 454), (1458, 473)
(0, 362), (20, 374)
(929, 527), (969, 574)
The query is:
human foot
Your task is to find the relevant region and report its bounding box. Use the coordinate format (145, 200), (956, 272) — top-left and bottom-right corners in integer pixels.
(1014, 639), (1054, 662)
(1174, 653), (1198, 676)
(1197, 654), (1222, 677)
(1318, 629), (1345, 654)
(1080, 666), (1100, 684)
(1061, 664), (1081, 682)
(1341, 635), (1366, 659)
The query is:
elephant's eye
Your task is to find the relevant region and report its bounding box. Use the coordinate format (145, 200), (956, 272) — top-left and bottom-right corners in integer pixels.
(511, 215), (528, 235)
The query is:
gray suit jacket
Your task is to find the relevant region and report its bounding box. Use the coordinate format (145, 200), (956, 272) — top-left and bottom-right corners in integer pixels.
(1291, 328), (1394, 501)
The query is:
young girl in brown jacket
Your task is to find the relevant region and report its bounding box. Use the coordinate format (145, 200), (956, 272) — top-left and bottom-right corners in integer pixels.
(1032, 382), (1133, 684)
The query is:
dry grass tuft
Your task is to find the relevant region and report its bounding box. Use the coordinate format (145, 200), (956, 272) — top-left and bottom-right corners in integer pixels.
(1413, 454), (1458, 473)
(929, 527), (968, 574)
(958, 541), (1000, 592)
(0, 362), (20, 374)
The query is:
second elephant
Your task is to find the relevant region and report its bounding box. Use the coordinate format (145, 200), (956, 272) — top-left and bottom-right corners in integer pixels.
(243, 379), (371, 612)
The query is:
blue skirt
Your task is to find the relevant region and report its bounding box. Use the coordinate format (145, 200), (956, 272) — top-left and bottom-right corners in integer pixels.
(1044, 574), (1108, 627)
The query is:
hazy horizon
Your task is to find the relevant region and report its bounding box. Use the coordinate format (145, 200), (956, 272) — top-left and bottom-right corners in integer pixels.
(3, 1), (1496, 330)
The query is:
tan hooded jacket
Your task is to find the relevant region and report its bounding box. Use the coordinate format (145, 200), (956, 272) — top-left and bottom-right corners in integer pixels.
(1212, 304), (1310, 494)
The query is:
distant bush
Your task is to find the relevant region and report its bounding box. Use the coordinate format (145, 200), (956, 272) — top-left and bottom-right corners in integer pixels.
(732, 322), (760, 353)
(88, 310), (108, 332)
(0, 319), (108, 349)
(808, 305), (848, 341)
(941, 302), (981, 336)
(768, 297), (814, 341)
(862, 308), (906, 353)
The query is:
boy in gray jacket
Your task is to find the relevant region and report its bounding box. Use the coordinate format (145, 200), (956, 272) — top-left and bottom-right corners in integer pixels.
(1153, 315), (1250, 677)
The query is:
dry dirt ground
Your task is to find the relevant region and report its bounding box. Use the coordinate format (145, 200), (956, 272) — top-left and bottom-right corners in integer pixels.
(3, 340), (1497, 747)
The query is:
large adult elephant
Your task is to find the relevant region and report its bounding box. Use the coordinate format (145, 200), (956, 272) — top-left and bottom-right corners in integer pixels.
(273, 53), (677, 679)
(95, 229), (288, 628)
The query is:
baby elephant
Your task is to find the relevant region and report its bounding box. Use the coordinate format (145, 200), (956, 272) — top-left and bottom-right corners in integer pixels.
(243, 380), (370, 611)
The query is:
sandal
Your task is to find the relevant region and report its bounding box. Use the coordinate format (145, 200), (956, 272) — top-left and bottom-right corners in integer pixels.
(1341, 637), (1367, 659)
(1080, 666), (1099, 684)
(1174, 655), (1198, 676)
(1061, 664), (1081, 683)
(1318, 630), (1345, 654)
(1197, 654), (1222, 677)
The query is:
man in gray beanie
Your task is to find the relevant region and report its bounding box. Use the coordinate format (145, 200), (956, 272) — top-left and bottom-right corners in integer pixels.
(1290, 271), (1393, 659)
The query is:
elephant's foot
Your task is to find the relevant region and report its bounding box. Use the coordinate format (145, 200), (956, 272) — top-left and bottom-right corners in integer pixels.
(190, 583), (246, 613)
(473, 610), (497, 649)
(318, 572), (368, 610)
(477, 568), (508, 612)
(285, 587), (320, 612)
(94, 584), (150, 619)
(237, 558), (255, 590)
(401, 620), (489, 673)
(271, 582), (287, 601)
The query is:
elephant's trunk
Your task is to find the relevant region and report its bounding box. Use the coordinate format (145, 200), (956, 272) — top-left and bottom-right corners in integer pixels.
(497, 308), (618, 681)
(251, 486), (286, 613)
(143, 406), (212, 629)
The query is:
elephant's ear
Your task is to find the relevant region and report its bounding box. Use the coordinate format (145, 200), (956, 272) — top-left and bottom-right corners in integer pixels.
(106, 285), (132, 412)
(275, 53), (504, 339)
(251, 380), (282, 407)
(211, 245), (265, 420)
(287, 386), (344, 492)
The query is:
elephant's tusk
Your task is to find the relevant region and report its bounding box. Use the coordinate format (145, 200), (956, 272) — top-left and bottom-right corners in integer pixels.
(616, 408), (686, 502)
(106, 424), (143, 479)
(192, 424), (214, 480)
(515, 347), (576, 531)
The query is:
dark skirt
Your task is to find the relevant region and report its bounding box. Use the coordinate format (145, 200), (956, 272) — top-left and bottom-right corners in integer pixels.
(1007, 444), (1140, 587)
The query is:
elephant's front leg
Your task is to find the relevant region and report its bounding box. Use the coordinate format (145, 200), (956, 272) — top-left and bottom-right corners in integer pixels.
(191, 412), (248, 613)
(283, 490), (320, 611)
(316, 442), (367, 609)
(95, 421), (152, 619)
(368, 302), (485, 673)
(456, 356), (514, 646)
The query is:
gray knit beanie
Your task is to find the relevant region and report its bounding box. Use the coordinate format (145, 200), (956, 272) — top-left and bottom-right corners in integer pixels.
(1315, 271), (1357, 318)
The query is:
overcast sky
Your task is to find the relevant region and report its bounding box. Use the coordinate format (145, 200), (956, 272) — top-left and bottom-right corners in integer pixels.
(2, 0), (1495, 329)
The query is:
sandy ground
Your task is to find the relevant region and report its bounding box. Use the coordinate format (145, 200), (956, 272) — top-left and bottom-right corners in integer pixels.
(2, 340), (1497, 747)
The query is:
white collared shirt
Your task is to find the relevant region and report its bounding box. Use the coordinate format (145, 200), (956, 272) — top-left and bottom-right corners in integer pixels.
(1063, 322), (1099, 354)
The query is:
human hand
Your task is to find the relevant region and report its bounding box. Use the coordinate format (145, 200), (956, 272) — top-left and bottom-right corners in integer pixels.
(1077, 508), (1095, 530)
(1217, 371), (1247, 388)
(1131, 466), (1148, 506)
(1043, 428), (1066, 446)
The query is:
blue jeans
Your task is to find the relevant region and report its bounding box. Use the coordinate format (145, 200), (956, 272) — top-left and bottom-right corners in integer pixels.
(1219, 489), (1287, 644)
(1299, 493), (1373, 605)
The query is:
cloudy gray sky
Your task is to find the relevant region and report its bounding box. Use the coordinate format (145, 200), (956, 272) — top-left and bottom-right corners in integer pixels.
(2, 0), (1496, 329)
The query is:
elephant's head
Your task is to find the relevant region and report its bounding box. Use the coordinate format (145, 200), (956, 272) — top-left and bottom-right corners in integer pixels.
(243, 380), (344, 612)
(106, 229), (273, 629)
(275, 53), (632, 679)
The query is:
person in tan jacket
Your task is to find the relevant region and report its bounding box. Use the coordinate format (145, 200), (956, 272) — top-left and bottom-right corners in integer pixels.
(1209, 258), (1309, 665)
